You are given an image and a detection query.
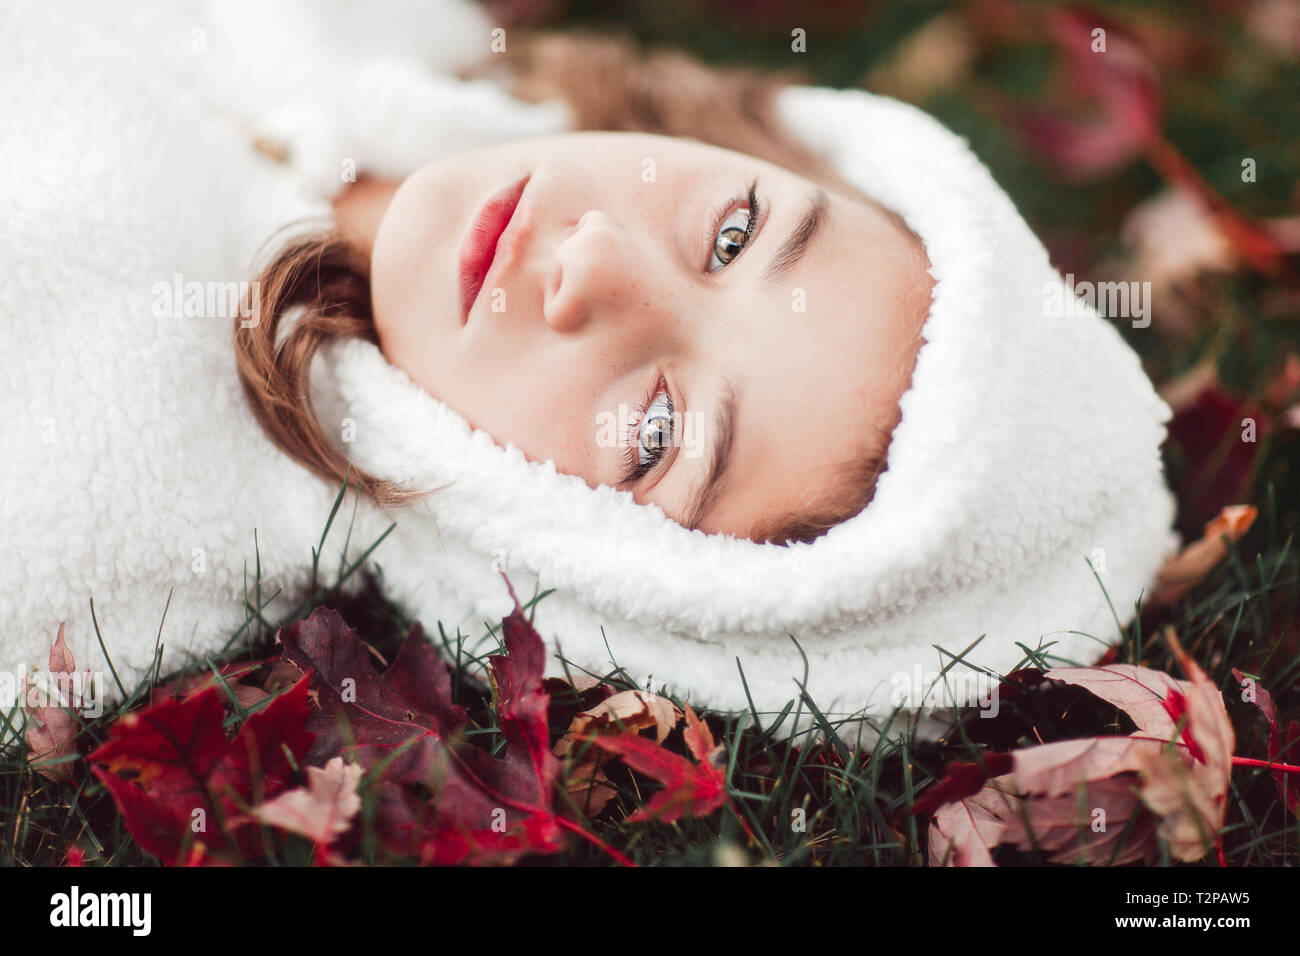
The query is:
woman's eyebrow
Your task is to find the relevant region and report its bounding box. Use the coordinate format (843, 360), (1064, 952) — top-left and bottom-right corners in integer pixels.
(681, 377), (740, 531)
(761, 187), (830, 287)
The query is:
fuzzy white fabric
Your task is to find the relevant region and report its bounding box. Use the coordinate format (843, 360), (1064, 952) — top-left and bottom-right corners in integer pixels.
(1, 0), (1179, 749)
(0, 0), (563, 741)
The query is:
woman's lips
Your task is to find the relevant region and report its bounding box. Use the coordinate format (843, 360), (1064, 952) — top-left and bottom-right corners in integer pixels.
(458, 174), (530, 323)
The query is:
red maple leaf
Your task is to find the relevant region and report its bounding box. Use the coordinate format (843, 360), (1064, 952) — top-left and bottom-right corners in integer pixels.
(88, 676), (315, 865)
(1232, 668), (1300, 817)
(275, 604), (569, 865)
(90, 597), (626, 866)
(584, 703), (728, 823)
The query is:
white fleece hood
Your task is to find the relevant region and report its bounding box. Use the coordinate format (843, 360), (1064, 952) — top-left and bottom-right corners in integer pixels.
(321, 85), (1180, 739)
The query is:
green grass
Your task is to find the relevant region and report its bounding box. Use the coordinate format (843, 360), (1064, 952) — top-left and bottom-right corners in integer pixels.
(2, 469), (1297, 866)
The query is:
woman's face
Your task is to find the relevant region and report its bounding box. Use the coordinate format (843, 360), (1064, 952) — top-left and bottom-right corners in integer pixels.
(370, 131), (932, 540)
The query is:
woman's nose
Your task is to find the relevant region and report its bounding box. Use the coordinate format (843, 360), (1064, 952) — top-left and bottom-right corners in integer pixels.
(543, 208), (653, 335)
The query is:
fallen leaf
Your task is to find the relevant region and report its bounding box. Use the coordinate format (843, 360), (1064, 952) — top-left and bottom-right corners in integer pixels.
(1163, 369), (1272, 531)
(1010, 735), (1169, 796)
(584, 703), (726, 823)
(1231, 668), (1299, 817)
(928, 776), (1021, 867)
(22, 623), (84, 784)
(89, 677), (315, 865)
(1160, 359), (1297, 531)
(921, 634), (1234, 865)
(1142, 138), (1288, 277)
(543, 673), (606, 695)
(275, 605), (567, 865)
(253, 756), (362, 847)
(1158, 360), (1223, 415)
(561, 760), (620, 818)
(1043, 663), (1187, 739)
(489, 606), (562, 810)
(149, 659), (268, 709)
(1132, 632), (1234, 861)
(997, 775), (1158, 865)
(555, 690), (681, 764)
(554, 690), (682, 818)
(1006, 6), (1286, 274)
(1154, 505), (1257, 604)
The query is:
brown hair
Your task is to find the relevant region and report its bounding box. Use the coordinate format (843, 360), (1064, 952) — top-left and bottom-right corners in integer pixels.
(234, 31), (905, 543)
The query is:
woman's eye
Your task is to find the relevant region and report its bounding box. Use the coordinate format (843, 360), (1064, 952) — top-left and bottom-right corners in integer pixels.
(622, 384), (675, 484)
(637, 390), (675, 467)
(707, 207), (753, 273)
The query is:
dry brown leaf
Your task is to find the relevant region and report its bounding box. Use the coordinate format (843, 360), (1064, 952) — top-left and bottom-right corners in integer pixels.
(1135, 630), (1234, 861)
(555, 690), (682, 756)
(251, 756), (362, 846)
(998, 776), (1157, 865)
(1020, 643), (1233, 862)
(1154, 504), (1257, 604)
(928, 636), (1233, 866)
(928, 776), (1021, 867)
(1010, 661), (1204, 795)
(22, 623), (83, 783)
(47, 623), (76, 675)
(1011, 736), (1168, 796)
(553, 690), (682, 817)
(1044, 664), (1186, 740)
(561, 759), (620, 817)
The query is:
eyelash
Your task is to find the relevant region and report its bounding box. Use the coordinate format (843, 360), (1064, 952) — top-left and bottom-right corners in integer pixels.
(620, 183), (759, 485)
(706, 181), (761, 273)
(622, 377), (674, 484)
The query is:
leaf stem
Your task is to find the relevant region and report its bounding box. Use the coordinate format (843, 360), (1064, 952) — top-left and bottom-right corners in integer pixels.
(1231, 756), (1300, 774)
